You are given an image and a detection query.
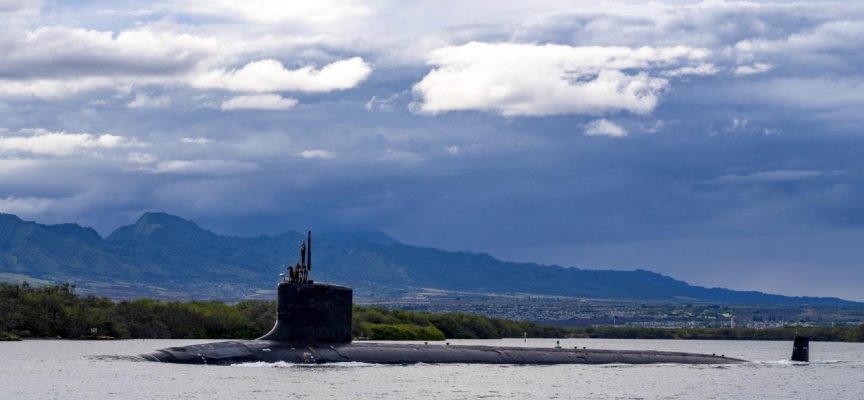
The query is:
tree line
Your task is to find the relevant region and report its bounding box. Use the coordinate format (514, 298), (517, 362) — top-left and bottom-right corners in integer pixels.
(352, 306), (569, 340)
(2, 283), (863, 342)
(565, 325), (864, 342)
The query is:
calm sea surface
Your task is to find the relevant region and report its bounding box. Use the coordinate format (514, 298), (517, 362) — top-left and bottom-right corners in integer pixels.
(1, 338), (863, 399)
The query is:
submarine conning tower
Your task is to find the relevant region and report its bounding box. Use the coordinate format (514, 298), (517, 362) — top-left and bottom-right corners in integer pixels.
(257, 231), (353, 344)
(791, 334), (809, 362)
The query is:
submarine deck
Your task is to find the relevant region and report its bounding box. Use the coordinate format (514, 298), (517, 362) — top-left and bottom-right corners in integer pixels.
(141, 340), (745, 365)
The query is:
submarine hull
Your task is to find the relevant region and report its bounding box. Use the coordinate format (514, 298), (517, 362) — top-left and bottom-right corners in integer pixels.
(140, 340), (744, 365)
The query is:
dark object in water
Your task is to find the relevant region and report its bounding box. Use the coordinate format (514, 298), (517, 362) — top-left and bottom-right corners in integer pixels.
(141, 231), (746, 366)
(791, 335), (809, 362)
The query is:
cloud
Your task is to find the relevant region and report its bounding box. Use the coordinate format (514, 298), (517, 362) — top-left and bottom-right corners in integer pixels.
(0, 0), (42, 15)
(379, 149), (422, 163)
(584, 119), (628, 137)
(729, 118), (748, 132)
(181, 137), (212, 144)
(299, 150), (336, 159)
(0, 129), (134, 156)
(194, 58), (372, 93)
(0, 158), (39, 175)
(0, 27), (221, 97)
(735, 63), (773, 76)
(0, 77), (120, 98)
(127, 152), (158, 164)
(412, 42), (710, 116)
(642, 119), (667, 134)
(706, 170), (823, 185)
(123, 151), (259, 176)
(734, 19), (864, 68)
(0, 196), (54, 215)
(1, 27), (219, 78)
(127, 94), (171, 108)
(0, 23), (373, 100)
(220, 94), (298, 111)
(496, 2), (864, 116)
(182, 0), (371, 24)
(144, 159), (260, 175)
(735, 77), (864, 110)
(663, 63), (720, 77)
(365, 93), (401, 113)
(445, 145), (459, 155)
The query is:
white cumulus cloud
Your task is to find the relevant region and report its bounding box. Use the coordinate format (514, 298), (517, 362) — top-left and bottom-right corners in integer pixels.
(221, 94), (298, 111)
(584, 119), (628, 137)
(194, 57), (372, 93)
(0, 129), (134, 156)
(412, 42), (710, 116)
(0, 77), (120, 98)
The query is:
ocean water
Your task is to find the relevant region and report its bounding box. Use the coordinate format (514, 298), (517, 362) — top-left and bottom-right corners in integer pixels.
(1, 338), (863, 399)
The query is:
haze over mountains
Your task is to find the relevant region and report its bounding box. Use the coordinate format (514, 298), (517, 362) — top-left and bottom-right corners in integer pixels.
(0, 212), (857, 306)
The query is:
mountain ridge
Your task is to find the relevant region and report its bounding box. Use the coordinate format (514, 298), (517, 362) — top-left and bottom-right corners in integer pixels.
(0, 212), (858, 306)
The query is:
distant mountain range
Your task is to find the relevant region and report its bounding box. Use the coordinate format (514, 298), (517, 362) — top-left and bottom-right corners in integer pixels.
(0, 212), (858, 306)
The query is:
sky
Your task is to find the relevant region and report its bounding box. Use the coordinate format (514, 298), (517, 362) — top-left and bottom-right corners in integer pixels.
(1, 0), (863, 300)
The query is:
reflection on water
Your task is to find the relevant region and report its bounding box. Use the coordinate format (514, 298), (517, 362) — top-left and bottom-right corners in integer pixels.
(2, 338), (863, 399)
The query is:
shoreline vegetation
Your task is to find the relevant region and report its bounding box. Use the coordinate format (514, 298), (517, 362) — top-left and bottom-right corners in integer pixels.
(2, 283), (863, 342)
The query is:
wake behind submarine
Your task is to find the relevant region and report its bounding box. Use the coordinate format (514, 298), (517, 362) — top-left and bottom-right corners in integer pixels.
(142, 231), (751, 365)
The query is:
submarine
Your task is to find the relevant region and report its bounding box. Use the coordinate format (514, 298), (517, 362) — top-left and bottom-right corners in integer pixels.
(141, 231), (747, 366)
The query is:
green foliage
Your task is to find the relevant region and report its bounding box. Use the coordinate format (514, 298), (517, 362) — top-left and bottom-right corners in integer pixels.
(352, 306), (569, 339)
(0, 282), (114, 338)
(848, 323), (864, 342)
(0, 331), (22, 341)
(366, 324), (446, 341)
(0, 283), (272, 340)
(2, 283), (863, 343)
(108, 298), (270, 339)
